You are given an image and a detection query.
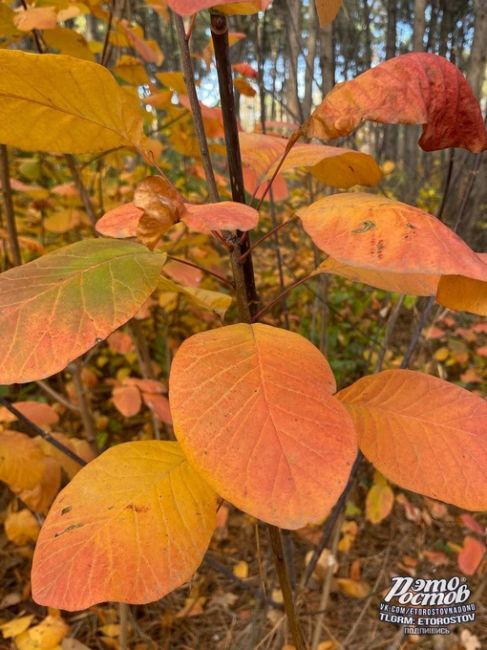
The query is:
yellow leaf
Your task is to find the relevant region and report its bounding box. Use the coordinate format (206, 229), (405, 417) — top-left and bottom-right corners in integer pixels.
(437, 274), (487, 317)
(365, 482), (394, 524)
(0, 430), (45, 491)
(233, 560), (249, 579)
(0, 50), (144, 154)
(32, 441), (216, 610)
(0, 615), (34, 638)
(4, 509), (40, 545)
(114, 55), (149, 86)
(156, 71), (187, 95)
(434, 346), (450, 362)
(42, 28), (94, 61)
(15, 614), (69, 650)
(336, 578), (371, 598)
(159, 276), (232, 319)
(99, 624), (121, 637)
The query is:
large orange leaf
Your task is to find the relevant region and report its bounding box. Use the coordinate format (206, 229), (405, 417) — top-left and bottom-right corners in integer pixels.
(298, 193), (487, 296)
(0, 51), (144, 154)
(0, 430), (45, 490)
(239, 132), (382, 198)
(167, 0), (270, 15)
(0, 240), (166, 384)
(31, 441), (216, 610)
(338, 370), (487, 511)
(305, 53), (487, 153)
(169, 324), (357, 529)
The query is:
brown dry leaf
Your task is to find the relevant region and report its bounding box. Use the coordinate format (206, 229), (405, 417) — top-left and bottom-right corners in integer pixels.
(134, 176), (186, 248)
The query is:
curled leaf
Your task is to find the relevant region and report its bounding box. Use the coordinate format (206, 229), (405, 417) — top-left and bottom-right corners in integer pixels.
(134, 176), (186, 248)
(305, 53), (487, 152)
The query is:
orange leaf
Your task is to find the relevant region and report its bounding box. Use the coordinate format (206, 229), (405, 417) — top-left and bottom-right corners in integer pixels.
(0, 401), (58, 427)
(0, 240), (166, 384)
(457, 537), (485, 576)
(37, 433), (94, 480)
(239, 133), (382, 194)
(167, 0), (270, 15)
(14, 456), (61, 513)
(32, 441), (216, 609)
(164, 260), (202, 288)
(0, 431), (45, 491)
(233, 63), (257, 78)
(142, 393), (173, 424)
(112, 384), (142, 417)
(182, 201), (259, 233)
(305, 53), (487, 153)
(234, 78), (256, 97)
(169, 323), (356, 529)
(13, 6), (57, 31)
(338, 369), (487, 510)
(437, 274), (487, 316)
(315, 0), (342, 27)
(298, 193), (487, 296)
(96, 202), (144, 238)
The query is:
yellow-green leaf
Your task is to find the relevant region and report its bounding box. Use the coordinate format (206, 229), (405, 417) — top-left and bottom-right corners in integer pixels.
(0, 240), (166, 384)
(0, 50), (144, 154)
(31, 441), (216, 610)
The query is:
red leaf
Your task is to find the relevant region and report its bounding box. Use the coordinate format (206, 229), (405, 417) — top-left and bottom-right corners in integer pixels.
(305, 53), (487, 153)
(457, 537), (485, 576)
(232, 63), (258, 78)
(182, 201), (259, 233)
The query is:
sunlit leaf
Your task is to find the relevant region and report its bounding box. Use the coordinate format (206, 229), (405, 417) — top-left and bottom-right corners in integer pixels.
(338, 369), (487, 510)
(437, 274), (487, 316)
(13, 6), (57, 31)
(299, 193), (487, 296)
(0, 50), (144, 154)
(305, 53), (487, 152)
(169, 323), (356, 529)
(0, 240), (166, 384)
(167, 0), (270, 15)
(32, 441), (216, 609)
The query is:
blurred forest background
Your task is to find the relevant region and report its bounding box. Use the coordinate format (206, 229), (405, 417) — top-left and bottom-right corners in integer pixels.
(0, 0), (486, 649)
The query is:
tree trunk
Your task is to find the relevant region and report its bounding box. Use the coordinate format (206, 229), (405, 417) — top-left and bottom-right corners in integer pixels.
(413, 0), (426, 50)
(303, 1), (319, 117)
(285, 0), (303, 122)
(319, 23), (334, 97)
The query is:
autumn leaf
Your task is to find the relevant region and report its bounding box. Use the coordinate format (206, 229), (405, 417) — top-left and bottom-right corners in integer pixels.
(0, 239), (166, 384)
(134, 176), (186, 248)
(234, 78), (256, 97)
(13, 6), (57, 31)
(159, 276), (232, 319)
(182, 201), (259, 233)
(14, 456), (61, 514)
(31, 441), (216, 610)
(0, 50), (144, 154)
(166, 0), (271, 16)
(305, 53), (487, 152)
(0, 431), (45, 491)
(15, 614), (69, 650)
(338, 369), (487, 511)
(4, 509), (40, 545)
(233, 62), (258, 78)
(457, 537), (485, 576)
(169, 323), (357, 529)
(0, 401), (59, 427)
(336, 578), (371, 598)
(437, 274), (487, 316)
(366, 476), (394, 524)
(112, 384), (142, 417)
(96, 202), (144, 238)
(239, 133), (382, 196)
(315, 0), (342, 27)
(298, 193), (487, 296)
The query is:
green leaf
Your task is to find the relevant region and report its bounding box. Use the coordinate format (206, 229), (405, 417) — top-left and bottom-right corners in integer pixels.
(0, 240), (166, 384)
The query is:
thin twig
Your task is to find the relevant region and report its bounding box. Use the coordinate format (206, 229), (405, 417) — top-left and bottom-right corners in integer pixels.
(69, 360), (97, 443)
(167, 255), (234, 288)
(239, 216), (297, 262)
(0, 145), (22, 266)
(36, 380), (80, 412)
(174, 13), (219, 202)
(255, 128), (302, 209)
(65, 154), (98, 230)
(252, 274), (311, 322)
(0, 397), (86, 467)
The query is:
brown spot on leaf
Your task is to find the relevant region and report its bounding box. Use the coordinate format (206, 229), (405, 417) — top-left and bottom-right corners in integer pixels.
(54, 522), (83, 538)
(61, 506), (72, 516)
(126, 503), (150, 513)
